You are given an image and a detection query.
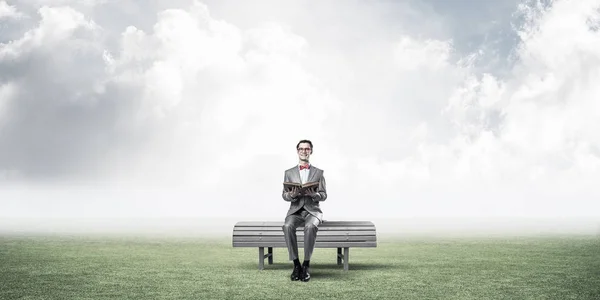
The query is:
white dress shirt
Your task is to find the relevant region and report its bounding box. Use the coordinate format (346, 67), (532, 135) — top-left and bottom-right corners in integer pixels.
(297, 163), (320, 201)
(299, 164), (310, 184)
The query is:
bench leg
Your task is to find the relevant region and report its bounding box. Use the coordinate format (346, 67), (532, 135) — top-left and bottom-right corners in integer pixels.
(258, 247), (264, 270)
(268, 247), (273, 264)
(337, 247), (342, 265)
(343, 247), (349, 271)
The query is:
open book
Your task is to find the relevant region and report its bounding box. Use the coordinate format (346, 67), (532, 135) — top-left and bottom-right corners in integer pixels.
(283, 181), (319, 192)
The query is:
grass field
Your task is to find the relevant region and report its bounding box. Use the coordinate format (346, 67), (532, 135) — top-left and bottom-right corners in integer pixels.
(1, 234), (599, 299)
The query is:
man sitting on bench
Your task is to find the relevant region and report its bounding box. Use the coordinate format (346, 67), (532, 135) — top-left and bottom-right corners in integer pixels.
(282, 139), (327, 282)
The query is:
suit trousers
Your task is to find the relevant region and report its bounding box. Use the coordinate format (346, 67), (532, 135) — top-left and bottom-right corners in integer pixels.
(282, 208), (321, 261)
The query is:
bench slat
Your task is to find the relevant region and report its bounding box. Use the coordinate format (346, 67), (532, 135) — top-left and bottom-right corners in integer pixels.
(233, 231), (376, 236)
(233, 236), (376, 242)
(233, 226), (375, 231)
(233, 241), (377, 247)
(235, 221), (375, 227)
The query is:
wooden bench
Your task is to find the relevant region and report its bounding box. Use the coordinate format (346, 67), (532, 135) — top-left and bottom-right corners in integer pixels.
(232, 220), (377, 271)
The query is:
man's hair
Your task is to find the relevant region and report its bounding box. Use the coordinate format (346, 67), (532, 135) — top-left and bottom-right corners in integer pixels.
(296, 139), (313, 154)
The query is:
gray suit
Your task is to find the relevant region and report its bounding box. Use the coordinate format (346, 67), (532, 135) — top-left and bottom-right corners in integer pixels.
(281, 165), (327, 261)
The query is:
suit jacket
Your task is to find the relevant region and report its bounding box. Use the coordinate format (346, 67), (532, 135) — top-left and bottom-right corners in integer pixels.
(282, 165), (327, 222)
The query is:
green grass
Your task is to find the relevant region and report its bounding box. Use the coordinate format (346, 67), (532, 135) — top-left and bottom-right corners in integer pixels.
(1, 234), (599, 299)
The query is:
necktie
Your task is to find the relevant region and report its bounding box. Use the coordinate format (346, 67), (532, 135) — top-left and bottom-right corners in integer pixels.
(300, 165), (310, 170)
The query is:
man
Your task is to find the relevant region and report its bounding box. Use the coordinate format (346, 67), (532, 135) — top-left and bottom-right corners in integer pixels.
(282, 139), (327, 282)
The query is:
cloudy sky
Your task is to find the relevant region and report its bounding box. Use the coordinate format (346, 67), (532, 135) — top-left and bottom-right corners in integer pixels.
(1, 0), (599, 233)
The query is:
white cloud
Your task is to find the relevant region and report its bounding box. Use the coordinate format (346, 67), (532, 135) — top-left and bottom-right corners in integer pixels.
(0, 5), (98, 59)
(387, 0), (600, 189)
(394, 36), (453, 71)
(0, 1), (23, 19)
(0, 0), (599, 227)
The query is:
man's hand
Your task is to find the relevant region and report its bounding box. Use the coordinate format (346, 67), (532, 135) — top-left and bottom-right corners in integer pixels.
(289, 186), (301, 199)
(303, 187), (319, 200)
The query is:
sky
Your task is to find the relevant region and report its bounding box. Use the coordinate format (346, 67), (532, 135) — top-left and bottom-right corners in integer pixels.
(1, 0), (599, 234)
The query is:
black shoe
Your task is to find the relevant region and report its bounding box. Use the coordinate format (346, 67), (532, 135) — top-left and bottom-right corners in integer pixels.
(300, 266), (310, 282)
(290, 265), (302, 281)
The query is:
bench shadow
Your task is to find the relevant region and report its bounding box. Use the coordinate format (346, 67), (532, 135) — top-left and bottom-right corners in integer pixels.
(239, 262), (395, 272)
(315, 263), (395, 271)
(239, 262), (292, 270)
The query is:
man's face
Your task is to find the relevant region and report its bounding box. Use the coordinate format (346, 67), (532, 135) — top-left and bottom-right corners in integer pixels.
(297, 142), (312, 162)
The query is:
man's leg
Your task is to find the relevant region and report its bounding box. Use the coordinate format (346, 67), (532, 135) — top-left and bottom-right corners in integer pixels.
(300, 214), (320, 282)
(282, 213), (304, 261)
(303, 214), (320, 261)
(283, 212), (304, 281)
